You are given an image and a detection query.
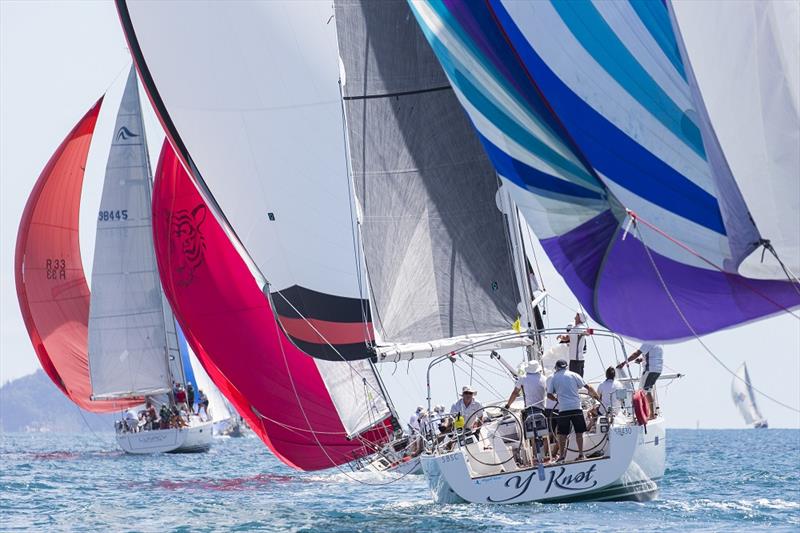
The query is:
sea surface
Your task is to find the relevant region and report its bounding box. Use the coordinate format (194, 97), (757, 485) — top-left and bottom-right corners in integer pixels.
(1, 429), (798, 532)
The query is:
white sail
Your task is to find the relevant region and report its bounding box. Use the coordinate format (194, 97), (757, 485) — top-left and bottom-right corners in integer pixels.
(88, 67), (172, 399)
(731, 363), (766, 427)
(122, 1), (395, 439)
(185, 344), (231, 424)
(671, 0), (800, 279)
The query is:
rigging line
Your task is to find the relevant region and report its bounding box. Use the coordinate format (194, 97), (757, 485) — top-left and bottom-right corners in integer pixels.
(627, 210), (799, 320)
(75, 405), (105, 444)
(634, 224), (800, 415)
(762, 241), (800, 296)
(272, 290), (385, 400)
(336, 79), (372, 344)
(267, 302), (411, 486)
(523, 217), (546, 292)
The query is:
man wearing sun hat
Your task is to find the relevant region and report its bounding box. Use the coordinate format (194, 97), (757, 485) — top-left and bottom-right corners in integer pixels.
(505, 360), (550, 463)
(450, 385), (484, 429)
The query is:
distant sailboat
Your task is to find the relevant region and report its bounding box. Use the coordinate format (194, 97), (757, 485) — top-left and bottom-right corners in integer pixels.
(731, 363), (768, 429)
(86, 67), (213, 454)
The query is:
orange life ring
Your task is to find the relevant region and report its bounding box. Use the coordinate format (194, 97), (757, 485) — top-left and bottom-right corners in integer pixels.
(633, 390), (650, 426)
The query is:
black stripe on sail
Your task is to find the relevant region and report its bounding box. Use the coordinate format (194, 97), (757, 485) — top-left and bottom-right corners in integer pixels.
(288, 337), (372, 362)
(272, 285), (371, 324)
(342, 85), (452, 101)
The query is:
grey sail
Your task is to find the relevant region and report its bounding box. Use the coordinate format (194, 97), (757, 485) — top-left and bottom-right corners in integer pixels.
(88, 67), (172, 399)
(334, 0), (521, 353)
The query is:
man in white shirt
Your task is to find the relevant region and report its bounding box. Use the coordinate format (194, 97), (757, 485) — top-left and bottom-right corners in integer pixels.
(547, 359), (599, 461)
(617, 343), (663, 419)
(596, 366), (623, 415)
(504, 360), (546, 411)
(408, 406), (423, 434)
(450, 386), (484, 429)
(505, 360), (549, 463)
(559, 312), (588, 376)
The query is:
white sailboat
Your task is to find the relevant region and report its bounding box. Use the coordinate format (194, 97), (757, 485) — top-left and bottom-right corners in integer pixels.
(87, 67), (212, 454)
(731, 363), (768, 429)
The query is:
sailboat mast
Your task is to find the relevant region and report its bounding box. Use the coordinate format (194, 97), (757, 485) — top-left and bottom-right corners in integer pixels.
(501, 187), (538, 360)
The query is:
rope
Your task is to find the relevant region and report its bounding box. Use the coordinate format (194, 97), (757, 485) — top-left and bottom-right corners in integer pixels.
(627, 210), (799, 320)
(633, 222), (800, 415)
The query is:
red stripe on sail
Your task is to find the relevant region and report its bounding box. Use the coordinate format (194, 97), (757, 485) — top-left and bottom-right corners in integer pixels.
(277, 317), (374, 346)
(152, 141), (392, 471)
(14, 98), (140, 413)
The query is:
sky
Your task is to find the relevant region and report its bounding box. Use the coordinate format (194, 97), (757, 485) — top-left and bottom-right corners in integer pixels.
(1, 1), (799, 430)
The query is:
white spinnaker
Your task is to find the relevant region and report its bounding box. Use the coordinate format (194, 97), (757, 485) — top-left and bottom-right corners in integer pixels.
(123, 1), (393, 437)
(731, 363), (765, 427)
(88, 67), (172, 399)
(671, 0), (800, 279)
(124, 1), (364, 300)
(186, 344), (231, 424)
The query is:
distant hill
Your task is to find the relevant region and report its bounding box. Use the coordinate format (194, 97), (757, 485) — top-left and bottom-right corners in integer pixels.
(0, 370), (116, 433)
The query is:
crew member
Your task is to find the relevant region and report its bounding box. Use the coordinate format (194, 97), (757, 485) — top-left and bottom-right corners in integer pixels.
(559, 312), (588, 376)
(617, 343), (663, 419)
(450, 386), (484, 430)
(505, 360), (548, 463)
(408, 406), (423, 434)
(547, 359), (599, 462)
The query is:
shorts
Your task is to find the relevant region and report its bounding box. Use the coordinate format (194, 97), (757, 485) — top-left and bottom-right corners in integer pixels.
(556, 409), (587, 435)
(544, 408), (559, 433)
(640, 371), (660, 391)
(569, 359), (585, 376)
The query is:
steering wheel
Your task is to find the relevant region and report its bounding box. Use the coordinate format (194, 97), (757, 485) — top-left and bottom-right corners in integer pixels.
(462, 405), (523, 467)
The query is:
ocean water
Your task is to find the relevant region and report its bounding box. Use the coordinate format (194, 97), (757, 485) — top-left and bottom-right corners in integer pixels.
(1, 429), (798, 532)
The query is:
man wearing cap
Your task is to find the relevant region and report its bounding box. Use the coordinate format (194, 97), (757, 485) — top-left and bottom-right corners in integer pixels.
(617, 343), (663, 419)
(558, 312), (588, 376)
(547, 359), (599, 462)
(450, 386), (484, 429)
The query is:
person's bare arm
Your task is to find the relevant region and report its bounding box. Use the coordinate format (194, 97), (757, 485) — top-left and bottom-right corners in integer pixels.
(505, 387), (520, 409)
(617, 349), (642, 368)
(584, 384), (599, 401)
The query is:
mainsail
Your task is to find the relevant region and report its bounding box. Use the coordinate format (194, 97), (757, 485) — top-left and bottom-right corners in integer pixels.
(15, 98), (139, 412)
(152, 142), (393, 470)
(731, 363), (766, 427)
(333, 0), (526, 361)
(88, 67), (173, 399)
(408, 0), (800, 342)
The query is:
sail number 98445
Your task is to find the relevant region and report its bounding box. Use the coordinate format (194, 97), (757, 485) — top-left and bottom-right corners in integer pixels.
(98, 210), (128, 221)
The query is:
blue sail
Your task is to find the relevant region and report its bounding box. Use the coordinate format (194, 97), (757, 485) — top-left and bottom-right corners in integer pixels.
(408, 0), (800, 341)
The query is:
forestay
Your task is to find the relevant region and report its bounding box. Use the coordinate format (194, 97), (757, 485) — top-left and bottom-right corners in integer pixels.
(409, 0), (800, 342)
(334, 0), (523, 360)
(88, 68), (172, 399)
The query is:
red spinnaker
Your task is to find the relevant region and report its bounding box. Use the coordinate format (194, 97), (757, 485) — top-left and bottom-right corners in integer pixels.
(15, 99), (139, 413)
(152, 141), (391, 470)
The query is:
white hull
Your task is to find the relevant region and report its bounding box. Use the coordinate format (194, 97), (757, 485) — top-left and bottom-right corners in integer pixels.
(362, 455), (423, 476)
(421, 417), (665, 504)
(117, 421), (213, 454)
